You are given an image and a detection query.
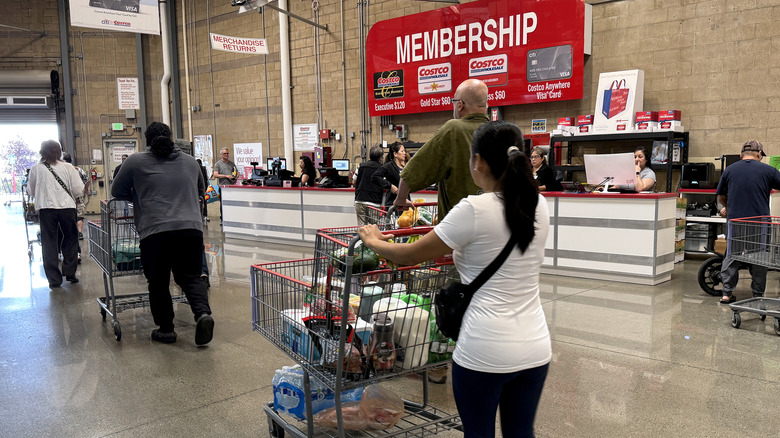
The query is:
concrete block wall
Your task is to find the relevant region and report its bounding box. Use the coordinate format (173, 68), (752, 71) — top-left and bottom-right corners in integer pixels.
(4, 0), (780, 185)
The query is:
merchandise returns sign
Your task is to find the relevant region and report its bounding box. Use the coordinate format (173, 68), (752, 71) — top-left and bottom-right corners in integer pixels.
(366, 0), (587, 116)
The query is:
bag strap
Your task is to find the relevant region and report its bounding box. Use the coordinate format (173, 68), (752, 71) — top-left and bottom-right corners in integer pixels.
(467, 235), (518, 292)
(44, 162), (74, 199)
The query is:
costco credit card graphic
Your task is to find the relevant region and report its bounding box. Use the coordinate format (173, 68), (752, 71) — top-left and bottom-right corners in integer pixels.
(89, 0), (140, 13)
(527, 45), (573, 82)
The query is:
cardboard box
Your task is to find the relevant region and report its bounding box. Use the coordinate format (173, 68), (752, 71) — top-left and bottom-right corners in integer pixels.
(593, 69), (645, 133)
(658, 110), (682, 130)
(714, 237), (727, 255)
(635, 111), (659, 131)
(578, 124), (593, 133)
(577, 114), (593, 125)
(558, 117), (575, 126)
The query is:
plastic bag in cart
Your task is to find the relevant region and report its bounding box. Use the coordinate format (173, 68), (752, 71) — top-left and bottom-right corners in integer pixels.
(313, 384), (404, 431)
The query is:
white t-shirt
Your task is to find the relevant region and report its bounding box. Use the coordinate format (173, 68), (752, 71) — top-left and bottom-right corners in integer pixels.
(434, 192), (552, 373)
(26, 161), (85, 211)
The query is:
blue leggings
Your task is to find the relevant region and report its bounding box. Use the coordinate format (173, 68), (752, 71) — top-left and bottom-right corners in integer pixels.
(452, 361), (549, 438)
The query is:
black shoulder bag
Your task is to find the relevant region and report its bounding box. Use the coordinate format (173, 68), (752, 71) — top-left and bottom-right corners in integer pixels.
(434, 235), (517, 341)
(44, 162), (86, 215)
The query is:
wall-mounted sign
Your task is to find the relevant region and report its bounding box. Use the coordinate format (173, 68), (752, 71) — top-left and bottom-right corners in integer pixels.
(117, 78), (140, 110)
(531, 119), (547, 133)
(69, 0), (160, 35)
(210, 33), (269, 55)
(366, 0), (587, 116)
(293, 124), (319, 151)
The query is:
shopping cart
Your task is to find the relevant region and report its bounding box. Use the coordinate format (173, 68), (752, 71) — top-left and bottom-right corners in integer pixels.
(252, 225), (462, 438)
(88, 199), (189, 341)
(21, 183), (40, 261)
(725, 216), (780, 335)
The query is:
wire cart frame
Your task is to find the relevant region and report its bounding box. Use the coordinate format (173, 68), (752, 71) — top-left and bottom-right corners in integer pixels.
(21, 183), (40, 261)
(87, 199), (188, 341)
(365, 202), (438, 230)
(252, 225), (462, 437)
(725, 216), (780, 335)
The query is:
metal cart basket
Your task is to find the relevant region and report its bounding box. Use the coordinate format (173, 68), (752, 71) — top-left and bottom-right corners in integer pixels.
(21, 183), (40, 261)
(364, 202), (438, 229)
(87, 199), (188, 341)
(252, 225), (461, 437)
(726, 216), (780, 334)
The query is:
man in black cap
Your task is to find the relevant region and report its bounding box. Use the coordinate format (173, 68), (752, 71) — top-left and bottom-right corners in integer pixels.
(716, 140), (780, 303)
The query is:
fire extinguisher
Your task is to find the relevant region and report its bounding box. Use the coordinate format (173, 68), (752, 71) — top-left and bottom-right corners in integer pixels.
(91, 168), (97, 181)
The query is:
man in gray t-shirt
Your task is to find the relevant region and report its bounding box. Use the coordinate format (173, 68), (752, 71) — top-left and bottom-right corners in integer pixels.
(213, 148), (237, 186)
(212, 147), (237, 224)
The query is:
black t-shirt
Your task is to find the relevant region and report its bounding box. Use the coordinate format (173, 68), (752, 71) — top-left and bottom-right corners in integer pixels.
(354, 161), (383, 204)
(717, 159), (780, 219)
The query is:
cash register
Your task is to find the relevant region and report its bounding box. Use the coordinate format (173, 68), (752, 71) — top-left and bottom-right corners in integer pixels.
(317, 159), (351, 188)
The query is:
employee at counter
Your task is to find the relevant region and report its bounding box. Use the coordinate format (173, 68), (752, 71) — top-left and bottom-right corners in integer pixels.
(299, 156), (317, 187)
(530, 147), (562, 191)
(621, 146), (656, 192)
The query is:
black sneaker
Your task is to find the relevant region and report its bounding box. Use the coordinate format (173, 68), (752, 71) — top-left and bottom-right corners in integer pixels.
(151, 329), (177, 344)
(49, 283), (62, 289)
(66, 276), (79, 284)
(195, 314), (215, 346)
(78, 232), (84, 240)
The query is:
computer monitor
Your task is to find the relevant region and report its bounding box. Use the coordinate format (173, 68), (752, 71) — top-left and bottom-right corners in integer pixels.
(583, 152), (637, 190)
(332, 159), (350, 171)
(266, 157), (287, 171)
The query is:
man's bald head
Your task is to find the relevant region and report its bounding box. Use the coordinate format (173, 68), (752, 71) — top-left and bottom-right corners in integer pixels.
(452, 79), (488, 119)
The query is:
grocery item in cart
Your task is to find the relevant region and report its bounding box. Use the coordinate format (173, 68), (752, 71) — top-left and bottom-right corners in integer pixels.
(368, 313), (396, 373)
(330, 243), (380, 273)
(112, 238), (141, 271)
(372, 297), (431, 369)
(272, 364), (363, 420)
(313, 384), (403, 430)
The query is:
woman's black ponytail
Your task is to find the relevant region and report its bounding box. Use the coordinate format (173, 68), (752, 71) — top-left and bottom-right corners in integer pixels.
(471, 121), (539, 253)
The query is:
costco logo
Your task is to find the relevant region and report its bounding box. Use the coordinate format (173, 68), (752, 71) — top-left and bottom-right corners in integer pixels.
(377, 76), (400, 86)
(418, 62), (452, 95)
(468, 54), (508, 86)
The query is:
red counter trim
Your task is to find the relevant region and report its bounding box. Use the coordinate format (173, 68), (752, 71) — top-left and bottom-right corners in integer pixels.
(542, 191), (678, 199)
(221, 184), (438, 195)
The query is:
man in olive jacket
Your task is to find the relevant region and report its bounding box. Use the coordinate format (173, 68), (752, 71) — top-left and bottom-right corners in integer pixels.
(394, 79), (489, 221)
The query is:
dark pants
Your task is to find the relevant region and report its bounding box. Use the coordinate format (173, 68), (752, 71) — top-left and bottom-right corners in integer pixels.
(139, 229), (211, 332)
(452, 361), (549, 438)
(39, 208), (79, 285)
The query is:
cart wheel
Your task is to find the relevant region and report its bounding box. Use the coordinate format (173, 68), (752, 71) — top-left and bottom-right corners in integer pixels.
(113, 321), (122, 341)
(100, 308), (107, 321)
(268, 419), (285, 438)
(28, 250), (32, 261)
(774, 318), (780, 336)
(698, 256), (728, 296)
(761, 315), (767, 321)
(731, 312), (741, 329)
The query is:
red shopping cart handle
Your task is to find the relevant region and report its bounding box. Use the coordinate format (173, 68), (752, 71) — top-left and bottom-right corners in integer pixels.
(379, 226), (434, 237)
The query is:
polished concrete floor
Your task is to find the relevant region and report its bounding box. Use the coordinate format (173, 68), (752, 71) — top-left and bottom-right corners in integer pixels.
(2, 196), (780, 438)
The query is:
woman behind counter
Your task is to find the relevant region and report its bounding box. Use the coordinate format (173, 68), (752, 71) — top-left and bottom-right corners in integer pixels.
(530, 146), (562, 191)
(359, 121), (551, 438)
(299, 155), (317, 187)
(371, 142), (407, 206)
(612, 146), (656, 192)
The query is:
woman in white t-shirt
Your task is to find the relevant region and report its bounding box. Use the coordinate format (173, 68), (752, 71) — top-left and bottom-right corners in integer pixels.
(358, 121), (551, 438)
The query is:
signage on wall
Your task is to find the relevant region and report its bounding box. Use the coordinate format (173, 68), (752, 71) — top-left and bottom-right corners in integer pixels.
(293, 124), (319, 151)
(210, 33), (269, 55)
(531, 119), (547, 133)
(117, 78), (140, 110)
(366, 0), (587, 116)
(69, 0), (160, 35)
